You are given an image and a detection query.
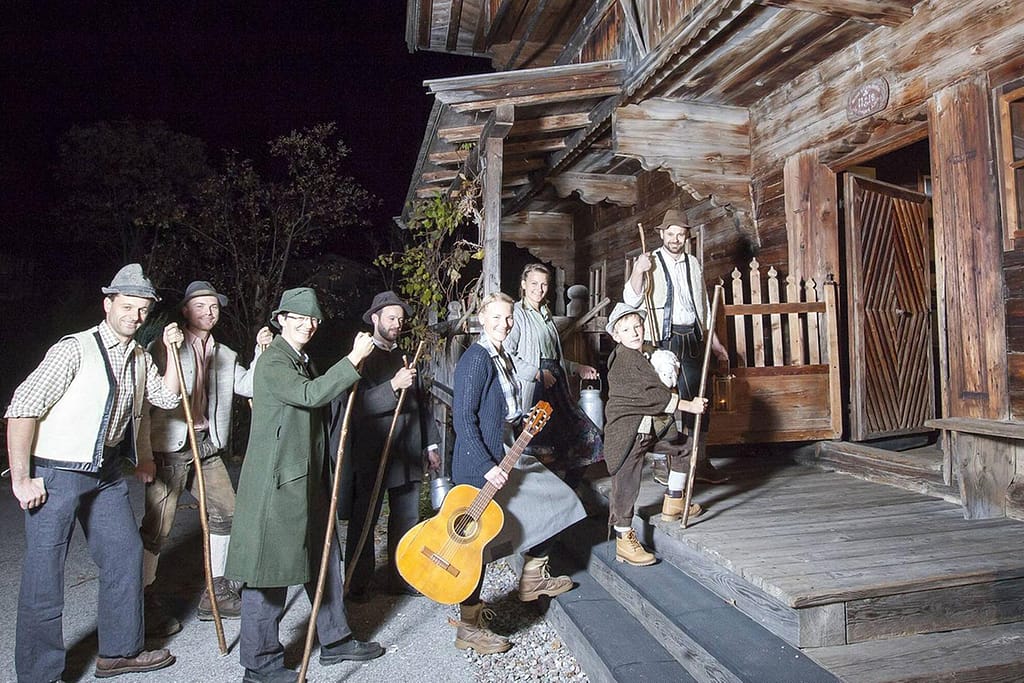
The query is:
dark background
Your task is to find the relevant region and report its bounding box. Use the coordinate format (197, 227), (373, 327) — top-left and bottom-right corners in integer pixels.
(1, 2), (483, 400)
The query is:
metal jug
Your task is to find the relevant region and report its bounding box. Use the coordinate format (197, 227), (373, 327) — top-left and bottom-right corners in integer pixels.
(429, 472), (453, 511)
(578, 377), (604, 430)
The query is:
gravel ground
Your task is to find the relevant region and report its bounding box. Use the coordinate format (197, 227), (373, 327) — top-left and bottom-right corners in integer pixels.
(348, 512), (589, 683)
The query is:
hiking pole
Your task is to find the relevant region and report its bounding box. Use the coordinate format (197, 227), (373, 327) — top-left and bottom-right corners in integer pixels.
(298, 377), (361, 683)
(681, 284), (724, 529)
(344, 341), (426, 594)
(638, 223), (659, 331)
(168, 340), (227, 654)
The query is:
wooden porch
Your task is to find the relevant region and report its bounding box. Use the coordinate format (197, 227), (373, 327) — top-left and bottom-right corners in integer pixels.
(555, 453), (1024, 682)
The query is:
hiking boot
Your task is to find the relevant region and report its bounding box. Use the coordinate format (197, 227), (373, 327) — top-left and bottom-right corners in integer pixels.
(615, 528), (656, 566)
(517, 555), (574, 602)
(242, 667), (297, 683)
(660, 494), (703, 522)
(650, 454), (669, 486)
(198, 576), (241, 620)
(143, 591), (181, 638)
(94, 649), (175, 678)
(453, 603), (511, 654)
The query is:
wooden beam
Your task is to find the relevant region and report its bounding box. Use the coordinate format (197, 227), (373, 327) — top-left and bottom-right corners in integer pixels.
(450, 85), (621, 113)
(555, 0), (617, 66)
(548, 172), (637, 206)
(481, 0), (516, 52)
(446, 0), (466, 52)
(504, 138), (565, 155)
(425, 60), (625, 106)
(757, 0), (915, 27)
(503, 0), (550, 70)
(481, 136), (503, 295)
(448, 103), (515, 195)
(438, 112), (591, 144)
(418, 0), (434, 49)
(618, 0), (646, 54)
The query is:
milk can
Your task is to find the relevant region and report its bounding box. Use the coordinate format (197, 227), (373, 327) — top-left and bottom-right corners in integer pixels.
(429, 472), (453, 511)
(578, 378), (604, 431)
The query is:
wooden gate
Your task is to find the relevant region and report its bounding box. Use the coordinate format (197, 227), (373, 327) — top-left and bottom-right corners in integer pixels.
(707, 259), (842, 445)
(845, 174), (933, 441)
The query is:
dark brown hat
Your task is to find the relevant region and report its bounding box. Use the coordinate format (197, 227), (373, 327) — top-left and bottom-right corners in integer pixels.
(655, 209), (691, 231)
(363, 290), (412, 325)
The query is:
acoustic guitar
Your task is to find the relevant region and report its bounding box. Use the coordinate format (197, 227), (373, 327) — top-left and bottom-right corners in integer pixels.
(395, 401), (552, 604)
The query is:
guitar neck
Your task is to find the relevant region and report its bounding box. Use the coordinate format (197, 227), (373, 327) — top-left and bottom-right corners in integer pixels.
(466, 426), (536, 520)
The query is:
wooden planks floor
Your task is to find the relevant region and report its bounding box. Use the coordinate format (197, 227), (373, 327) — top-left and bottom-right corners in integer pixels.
(665, 460), (1024, 610)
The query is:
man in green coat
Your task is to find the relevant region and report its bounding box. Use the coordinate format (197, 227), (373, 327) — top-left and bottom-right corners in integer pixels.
(225, 287), (383, 683)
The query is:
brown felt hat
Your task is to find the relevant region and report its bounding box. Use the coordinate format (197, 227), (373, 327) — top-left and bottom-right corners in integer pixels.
(363, 290), (412, 325)
(655, 209), (691, 231)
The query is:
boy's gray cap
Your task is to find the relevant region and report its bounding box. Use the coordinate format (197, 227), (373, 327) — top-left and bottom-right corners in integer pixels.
(101, 263), (160, 301)
(605, 302), (646, 336)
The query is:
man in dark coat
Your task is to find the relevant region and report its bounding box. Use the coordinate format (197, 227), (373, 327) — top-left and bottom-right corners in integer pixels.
(225, 287), (384, 683)
(343, 291), (441, 599)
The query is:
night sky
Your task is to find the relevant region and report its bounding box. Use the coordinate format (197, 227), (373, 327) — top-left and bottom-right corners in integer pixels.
(1, 2), (483, 236)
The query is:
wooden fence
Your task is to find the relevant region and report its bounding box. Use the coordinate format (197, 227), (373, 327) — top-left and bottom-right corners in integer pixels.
(708, 258), (842, 445)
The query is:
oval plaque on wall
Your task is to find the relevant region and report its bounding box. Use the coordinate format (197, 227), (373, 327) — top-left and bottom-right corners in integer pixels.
(847, 77), (890, 122)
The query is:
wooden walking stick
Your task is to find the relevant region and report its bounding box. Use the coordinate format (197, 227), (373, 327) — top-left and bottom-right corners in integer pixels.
(681, 284), (724, 529)
(168, 340), (227, 654)
(344, 340), (426, 594)
(637, 223), (659, 329)
(297, 377), (361, 683)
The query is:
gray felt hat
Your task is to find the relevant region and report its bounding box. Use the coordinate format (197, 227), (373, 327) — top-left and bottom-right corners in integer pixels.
(605, 302), (646, 336)
(363, 290), (412, 325)
(182, 280), (228, 307)
(101, 264), (160, 301)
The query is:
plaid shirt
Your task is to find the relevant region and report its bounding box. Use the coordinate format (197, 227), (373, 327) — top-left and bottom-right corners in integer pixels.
(6, 321), (180, 445)
(477, 336), (521, 423)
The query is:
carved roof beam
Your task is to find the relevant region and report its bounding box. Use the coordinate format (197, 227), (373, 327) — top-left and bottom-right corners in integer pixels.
(756, 0), (916, 27)
(549, 172), (638, 206)
(438, 111), (591, 144)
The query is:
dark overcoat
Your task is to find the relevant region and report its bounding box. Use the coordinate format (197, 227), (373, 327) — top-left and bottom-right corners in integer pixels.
(603, 345), (677, 475)
(225, 335), (360, 587)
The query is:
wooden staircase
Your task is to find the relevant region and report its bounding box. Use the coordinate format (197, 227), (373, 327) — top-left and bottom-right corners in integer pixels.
(549, 455), (1024, 682)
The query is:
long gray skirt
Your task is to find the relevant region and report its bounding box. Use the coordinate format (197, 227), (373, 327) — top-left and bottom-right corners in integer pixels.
(483, 452), (586, 563)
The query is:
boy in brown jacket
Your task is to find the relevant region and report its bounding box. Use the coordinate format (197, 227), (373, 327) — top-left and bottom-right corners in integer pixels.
(604, 304), (707, 565)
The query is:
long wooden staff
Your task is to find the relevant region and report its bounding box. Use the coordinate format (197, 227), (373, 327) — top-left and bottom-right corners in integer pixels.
(637, 223), (659, 329)
(344, 340), (426, 594)
(681, 284), (724, 529)
(298, 377), (361, 683)
(168, 340), (227, 654)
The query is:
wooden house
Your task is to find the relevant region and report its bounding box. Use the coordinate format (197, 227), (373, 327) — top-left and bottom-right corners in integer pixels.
(401, 2), (1024, 680)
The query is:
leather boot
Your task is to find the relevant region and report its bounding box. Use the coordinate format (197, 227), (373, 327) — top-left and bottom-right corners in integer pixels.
(198, 576), (242, 620)
(615, 528), (656, 566)
(518, 555), (574, 602)
(453, 603), (511, 654)
(661, 494), (703, 522)
(143, 589), (181, 638)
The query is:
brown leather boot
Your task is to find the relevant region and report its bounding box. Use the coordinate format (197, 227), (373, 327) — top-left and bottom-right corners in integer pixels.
(518, 555), (574, 601)
(198, 576), (242, 620)
(615, 528), (656, 566)
(453, 603), (511, 654)
(661, 494), (703, 522)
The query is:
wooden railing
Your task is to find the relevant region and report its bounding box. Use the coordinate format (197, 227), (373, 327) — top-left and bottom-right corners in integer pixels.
(708, 258), (842, 445)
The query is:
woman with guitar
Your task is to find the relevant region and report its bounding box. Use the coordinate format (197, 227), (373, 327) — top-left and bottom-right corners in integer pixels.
(449, 292), (586, 654)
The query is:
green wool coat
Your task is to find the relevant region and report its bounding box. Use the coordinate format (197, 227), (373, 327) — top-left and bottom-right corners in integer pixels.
(225, 336), (360, 587)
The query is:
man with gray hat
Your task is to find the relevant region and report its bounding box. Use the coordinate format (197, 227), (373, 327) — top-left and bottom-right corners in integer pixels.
(624, 208), (730, 484)
(340, 291), (441, 600)
(5, 263), (183, 681)
(138, 280), (273, 633)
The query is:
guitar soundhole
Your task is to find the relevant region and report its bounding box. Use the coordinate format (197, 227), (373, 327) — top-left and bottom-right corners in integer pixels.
(448, 510), (479, 542)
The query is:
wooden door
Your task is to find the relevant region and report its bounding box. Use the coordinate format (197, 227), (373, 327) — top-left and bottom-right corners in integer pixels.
(845, 174), (933, 441)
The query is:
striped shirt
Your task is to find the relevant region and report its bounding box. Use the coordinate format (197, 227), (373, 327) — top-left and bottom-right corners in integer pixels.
(477, 336), (521, 423)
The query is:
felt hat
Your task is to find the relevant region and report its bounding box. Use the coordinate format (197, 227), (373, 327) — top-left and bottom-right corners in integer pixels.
(270, 287), (324, 328)
(181, 280), (228, 307)
(100, 263), (160, 301)
(362, 290), (412, 325)
(655, 208), (691, 231)
(605, 302), (646, 336)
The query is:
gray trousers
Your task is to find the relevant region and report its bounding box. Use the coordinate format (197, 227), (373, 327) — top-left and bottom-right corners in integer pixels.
(345, 477), (419, 594)
(17, 458), (144, 683)
(239, 533), (352, 672)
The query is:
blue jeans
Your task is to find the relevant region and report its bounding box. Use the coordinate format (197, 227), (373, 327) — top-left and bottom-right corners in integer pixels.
(17, 459), (144, 682)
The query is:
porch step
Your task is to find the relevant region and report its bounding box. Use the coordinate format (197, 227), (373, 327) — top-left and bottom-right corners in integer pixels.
(557, 520), (838, 683)
(809, 441), (959, 502)
(805, 621), (1024, 683)
(545, 549), (697, 683)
